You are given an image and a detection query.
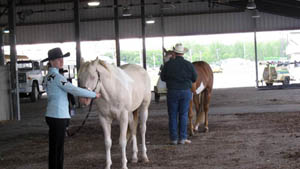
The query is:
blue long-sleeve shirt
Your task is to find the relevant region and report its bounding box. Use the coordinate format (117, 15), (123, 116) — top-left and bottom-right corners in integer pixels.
(44, 68), (96, 119)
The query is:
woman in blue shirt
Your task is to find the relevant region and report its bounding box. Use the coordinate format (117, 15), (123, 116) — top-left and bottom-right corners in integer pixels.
(42, 48), (100, 169)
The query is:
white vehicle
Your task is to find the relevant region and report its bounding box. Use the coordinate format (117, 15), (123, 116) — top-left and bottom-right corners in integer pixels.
(8, 60), (45, 102)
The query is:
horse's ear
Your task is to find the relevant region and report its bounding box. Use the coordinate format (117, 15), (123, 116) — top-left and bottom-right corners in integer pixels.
(80, 57), (85, 65)
(96, 56), (99, 60)
(163, 48), (167, 53)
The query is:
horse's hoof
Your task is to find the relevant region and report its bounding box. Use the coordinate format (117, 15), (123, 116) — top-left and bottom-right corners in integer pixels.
(104, 164), (111, 169)
(204, 127), (209, 133)
(131, 158), (138, 163)
(190, 131), (194, 136)
(143, 157), (150, 163)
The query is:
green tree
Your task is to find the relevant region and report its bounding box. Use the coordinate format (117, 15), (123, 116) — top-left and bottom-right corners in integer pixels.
(104, 39), (287, 67)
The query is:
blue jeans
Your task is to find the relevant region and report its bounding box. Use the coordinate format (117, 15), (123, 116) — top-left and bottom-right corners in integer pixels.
(167, 89), (192, 141)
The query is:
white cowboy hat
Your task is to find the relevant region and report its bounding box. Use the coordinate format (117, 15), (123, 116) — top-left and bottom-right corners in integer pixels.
(173, 43), (189, 54)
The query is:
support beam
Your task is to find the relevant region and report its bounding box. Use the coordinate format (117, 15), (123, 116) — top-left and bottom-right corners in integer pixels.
(254, 31), (258, 87)
(160, 0), (165, 58)
(0, 0), (216, 8)
(0, 7), (8, 19)
(141, 0), (146, 69)
(8, 0), (20, 120)
(0, 30), (4, 66)
(74, 0), (81, 75)
(114, 0), (121, 66)
(253, 15), (259, 88)
(0, 9), (243, 27)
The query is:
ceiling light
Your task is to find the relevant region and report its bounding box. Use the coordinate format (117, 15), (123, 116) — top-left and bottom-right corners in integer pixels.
(146, 16), (155, 24)
(18, 9), (33, 22)
(3, 28), (9, 34)
(88, 1), (100, 7)
(246, 0), (256, 10)
(252, 10), (260, 18)
(122, 7), (132, 17)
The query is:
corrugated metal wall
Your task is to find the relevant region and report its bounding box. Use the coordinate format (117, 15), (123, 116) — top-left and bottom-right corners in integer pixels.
(257, 13), (300, 31)
(0, 1), (299, 44)
(17, 23), (75, 44)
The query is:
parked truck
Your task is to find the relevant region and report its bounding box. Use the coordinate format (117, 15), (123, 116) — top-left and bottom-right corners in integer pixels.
(7, 60), (45, 102)
(261, 61), (292, 86)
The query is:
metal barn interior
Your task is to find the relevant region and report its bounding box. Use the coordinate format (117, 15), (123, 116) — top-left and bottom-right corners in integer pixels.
(0, 0), (299, 121)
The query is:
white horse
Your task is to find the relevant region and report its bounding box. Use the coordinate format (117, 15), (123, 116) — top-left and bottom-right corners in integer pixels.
(78, 59), (151, 169)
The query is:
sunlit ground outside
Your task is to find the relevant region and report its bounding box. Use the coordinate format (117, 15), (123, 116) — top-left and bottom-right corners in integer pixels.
(3, 29), (300, 90)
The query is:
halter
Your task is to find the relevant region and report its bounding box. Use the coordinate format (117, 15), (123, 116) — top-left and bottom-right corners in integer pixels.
(80, 69), (101, 92)
(92, 70), (101, 92)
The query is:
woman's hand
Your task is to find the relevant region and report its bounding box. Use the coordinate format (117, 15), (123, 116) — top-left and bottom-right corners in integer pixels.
(95, 92), (101, 99)
(79, 97), (92, 106)
(79, 93), (100, 106)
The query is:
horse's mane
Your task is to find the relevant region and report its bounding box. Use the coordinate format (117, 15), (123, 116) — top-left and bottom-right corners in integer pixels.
(79, 58), (133, 85)
(78, 59), (110, 76)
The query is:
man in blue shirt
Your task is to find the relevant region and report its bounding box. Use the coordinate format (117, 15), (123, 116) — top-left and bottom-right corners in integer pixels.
(160, 43), (197, 145)
(42, 47), (100, 169)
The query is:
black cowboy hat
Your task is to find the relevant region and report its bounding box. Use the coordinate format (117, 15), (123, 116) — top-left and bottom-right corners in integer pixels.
(41, 47), (70, 62)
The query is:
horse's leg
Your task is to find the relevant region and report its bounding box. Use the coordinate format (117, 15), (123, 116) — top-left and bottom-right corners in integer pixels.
(139, 100), (150, 163)
(129, 109), (139, 163)
(188, 99), (194, 136)
(99, 116), (112, 169)
(189, 83), (197, 136)
(119, 112), (129, 169)
(203, 90), (212, 132)
(194, 92), (204, 131)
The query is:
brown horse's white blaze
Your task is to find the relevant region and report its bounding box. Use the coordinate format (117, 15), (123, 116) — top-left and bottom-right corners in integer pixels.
(189, 61), (213, 136)
(162, 49), (213, 136)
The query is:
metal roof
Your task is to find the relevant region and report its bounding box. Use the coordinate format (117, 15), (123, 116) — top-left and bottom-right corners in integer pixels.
(0, 0), (299, 44)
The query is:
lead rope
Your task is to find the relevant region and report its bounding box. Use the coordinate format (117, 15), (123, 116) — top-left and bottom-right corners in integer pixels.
(67, 70), (101, 137)
(66, 98), (94, 137)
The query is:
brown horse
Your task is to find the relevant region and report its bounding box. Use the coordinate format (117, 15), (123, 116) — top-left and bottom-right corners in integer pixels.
(189, 61), (213, 136)
(163, 49), (213, 136)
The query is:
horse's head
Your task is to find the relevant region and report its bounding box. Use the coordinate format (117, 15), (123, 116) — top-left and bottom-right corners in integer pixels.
(163, 48), (175, 64)
(78, 58), (108, 105)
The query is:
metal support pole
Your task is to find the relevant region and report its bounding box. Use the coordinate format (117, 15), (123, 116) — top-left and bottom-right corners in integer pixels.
(74, 0), (81, 81)
(254, 31), (259, 88)
(8, 0), (20, 120)
(0, 29), (4, 66)
(253, 17), (259, 88)
(141, 0), (146, 69)
(114, 0), (121, 67)
(160, 0), (165, 59)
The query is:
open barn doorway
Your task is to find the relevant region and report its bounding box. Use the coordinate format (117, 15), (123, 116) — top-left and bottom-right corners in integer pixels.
(3, 29), (299, 92)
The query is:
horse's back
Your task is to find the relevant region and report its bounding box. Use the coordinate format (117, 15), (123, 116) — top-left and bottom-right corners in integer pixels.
(120, 64), (151, 88)
(120, 64), (151, 110)
(192, 61), (213, 91)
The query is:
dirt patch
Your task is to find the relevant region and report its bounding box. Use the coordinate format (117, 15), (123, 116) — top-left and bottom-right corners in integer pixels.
(1, 87), (300, 169)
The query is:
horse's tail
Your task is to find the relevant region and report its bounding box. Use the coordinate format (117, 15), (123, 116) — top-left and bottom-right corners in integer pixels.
(127, 109), (139, 142)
